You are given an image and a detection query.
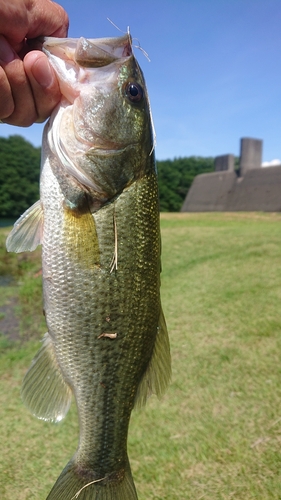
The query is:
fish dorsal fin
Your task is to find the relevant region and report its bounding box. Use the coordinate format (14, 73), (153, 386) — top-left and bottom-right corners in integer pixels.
(21, 333), (72, 422)
(134, 305), (171, 409)
(6, 200), (43, 253)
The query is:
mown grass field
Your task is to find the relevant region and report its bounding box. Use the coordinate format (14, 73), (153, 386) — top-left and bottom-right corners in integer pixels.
(1, 212), (281, 499)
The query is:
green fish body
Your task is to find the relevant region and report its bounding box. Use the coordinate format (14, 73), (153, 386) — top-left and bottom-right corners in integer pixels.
(6, 34), (171, 500)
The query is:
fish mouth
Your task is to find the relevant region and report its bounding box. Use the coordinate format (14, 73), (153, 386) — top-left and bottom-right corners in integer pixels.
(43, 34), (132, 67)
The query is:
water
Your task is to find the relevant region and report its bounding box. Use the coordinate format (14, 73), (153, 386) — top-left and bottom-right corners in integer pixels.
(0, 275), (15, 287)
(0, 218), (16, 228)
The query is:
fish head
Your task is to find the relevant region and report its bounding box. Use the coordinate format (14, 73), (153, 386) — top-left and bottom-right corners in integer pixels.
(43, 35), (155, 209)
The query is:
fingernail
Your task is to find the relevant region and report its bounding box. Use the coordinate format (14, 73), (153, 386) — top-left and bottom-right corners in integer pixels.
(0, 37), (16, 63)
(31, 56), (54, 88)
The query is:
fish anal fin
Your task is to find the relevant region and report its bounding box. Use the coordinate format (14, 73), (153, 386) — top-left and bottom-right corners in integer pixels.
(6, 200), (43, 253)
(21, 332), (72, 422)
(134, 305), (171, 409)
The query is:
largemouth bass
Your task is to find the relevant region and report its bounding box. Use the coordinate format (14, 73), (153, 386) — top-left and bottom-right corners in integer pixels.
(6, 33), (171, 500)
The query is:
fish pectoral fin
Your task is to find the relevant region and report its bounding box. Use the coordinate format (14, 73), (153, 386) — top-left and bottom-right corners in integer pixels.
(134, 305), (171, 409)
(21, 332), (72, 422)
(6, 200), (43, 253)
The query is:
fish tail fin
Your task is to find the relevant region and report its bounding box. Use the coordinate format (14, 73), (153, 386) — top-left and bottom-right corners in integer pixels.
(46, 458), (138, 500)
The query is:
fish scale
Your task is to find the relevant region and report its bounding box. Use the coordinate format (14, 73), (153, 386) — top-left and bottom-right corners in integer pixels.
(42, 163), (161, 478)
(6, 33), (171, 500)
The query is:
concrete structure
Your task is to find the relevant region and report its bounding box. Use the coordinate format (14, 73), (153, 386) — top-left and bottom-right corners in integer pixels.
(215, 154), (235, 172)
(181, 138), (281, 212)
(239, 137), (262, 176)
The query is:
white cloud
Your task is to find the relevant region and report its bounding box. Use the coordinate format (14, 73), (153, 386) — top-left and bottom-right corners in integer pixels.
(262, 159), (281, 167)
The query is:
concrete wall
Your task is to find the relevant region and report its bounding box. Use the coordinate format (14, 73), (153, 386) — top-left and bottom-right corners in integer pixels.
(181, 165), (281, 212)
(181, 137), (281, 212)
(181, 171), (237, 212)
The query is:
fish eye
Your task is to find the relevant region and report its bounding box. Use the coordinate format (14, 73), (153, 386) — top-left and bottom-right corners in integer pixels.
(125, 82), (143, 103)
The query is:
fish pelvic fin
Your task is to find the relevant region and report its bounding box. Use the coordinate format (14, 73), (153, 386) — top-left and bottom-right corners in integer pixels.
(46, 458), (138, 500)
(21, 332), (72, 422)
(6, 200), (43, 253)
(134, 305), (171, 409)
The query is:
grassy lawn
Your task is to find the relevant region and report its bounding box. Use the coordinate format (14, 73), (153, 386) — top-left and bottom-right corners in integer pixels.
(1, 212), (281, 499)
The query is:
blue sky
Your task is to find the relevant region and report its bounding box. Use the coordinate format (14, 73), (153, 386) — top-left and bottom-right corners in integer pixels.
(1, 0), (281, 162)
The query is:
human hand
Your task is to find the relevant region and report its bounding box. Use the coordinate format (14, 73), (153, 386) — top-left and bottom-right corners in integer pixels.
(0, 0), (69, 126)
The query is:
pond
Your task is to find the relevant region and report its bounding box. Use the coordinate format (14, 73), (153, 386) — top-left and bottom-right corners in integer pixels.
(0, 219), (16, 228)
(0, 275), (15, 287)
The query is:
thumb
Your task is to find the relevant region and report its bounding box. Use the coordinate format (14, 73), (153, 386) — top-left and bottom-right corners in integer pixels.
(24, 51), (61, 122)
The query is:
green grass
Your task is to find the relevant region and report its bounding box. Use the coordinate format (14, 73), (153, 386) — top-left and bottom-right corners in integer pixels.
(0, 226), (45, 341)
(1, 212), (281, 499)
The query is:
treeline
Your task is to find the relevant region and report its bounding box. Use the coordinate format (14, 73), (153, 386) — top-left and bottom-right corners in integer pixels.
(0, 135), (41, 218)
(0, 135), (215, 217)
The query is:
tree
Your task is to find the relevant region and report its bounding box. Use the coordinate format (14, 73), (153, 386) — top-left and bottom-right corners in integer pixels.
(157, 156), (215, 211)
(0, 135), (41, 218)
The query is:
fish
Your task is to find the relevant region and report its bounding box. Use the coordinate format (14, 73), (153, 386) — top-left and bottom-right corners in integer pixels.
(6, 33), (171, 500)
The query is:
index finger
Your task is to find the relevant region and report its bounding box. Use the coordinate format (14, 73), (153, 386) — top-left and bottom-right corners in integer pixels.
(1, 0), (69, 49)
